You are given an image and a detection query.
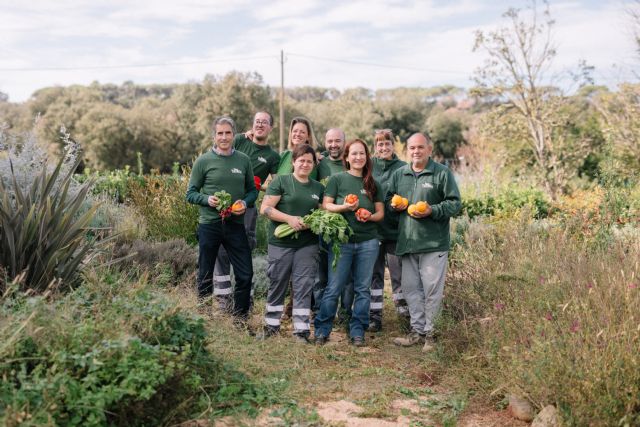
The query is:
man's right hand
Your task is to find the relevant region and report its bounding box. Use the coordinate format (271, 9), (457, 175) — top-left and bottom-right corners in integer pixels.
(207, 195), (219, 207)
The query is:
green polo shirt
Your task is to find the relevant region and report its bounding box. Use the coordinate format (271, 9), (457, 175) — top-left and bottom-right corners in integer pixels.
(317, 153), (345, 181)
(266, 174), (324, 248)
(324, 172), (383, 243)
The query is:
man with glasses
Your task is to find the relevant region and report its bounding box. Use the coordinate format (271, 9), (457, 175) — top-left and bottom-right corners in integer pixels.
(212, 111), (280, 311)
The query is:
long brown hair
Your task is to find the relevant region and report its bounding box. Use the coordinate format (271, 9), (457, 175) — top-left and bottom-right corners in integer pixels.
(287, 116), (317, 150)
(343, 139), (376, 201)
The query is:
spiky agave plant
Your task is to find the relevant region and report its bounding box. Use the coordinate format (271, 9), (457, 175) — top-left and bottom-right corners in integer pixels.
(0, 153), (99, 294)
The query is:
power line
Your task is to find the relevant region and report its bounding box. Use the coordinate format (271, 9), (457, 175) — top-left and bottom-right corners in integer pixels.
(287, 52), (471, 76)
(0, 55), (278, 72)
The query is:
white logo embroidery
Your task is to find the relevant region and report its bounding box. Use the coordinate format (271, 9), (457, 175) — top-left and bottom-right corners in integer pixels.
(231, 168), (242, 174)
(422, 182), (433, 189)
(311, 194), (319, 200)
(257, 156), (267, 164)
(360, 189), (367, 194)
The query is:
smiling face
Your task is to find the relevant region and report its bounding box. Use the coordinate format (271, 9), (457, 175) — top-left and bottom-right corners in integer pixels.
(293, 152), (315, 178)
(346, 141), (368, 172)
(252, 112), (272, 143)
(290, 122), (309, 147)
(406, 134), (432, 169)
(375, 139), (394, 160)
(325, 129), (345, 160)
(214, 123), (234, 154)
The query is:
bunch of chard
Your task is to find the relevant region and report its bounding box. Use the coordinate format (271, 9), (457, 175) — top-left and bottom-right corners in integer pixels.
(273, 209), (352, 269)
(214, 190), (232, 221)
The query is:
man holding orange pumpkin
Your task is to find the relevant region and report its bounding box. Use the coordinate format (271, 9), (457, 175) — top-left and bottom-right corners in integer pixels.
(386, 132), (461, 352)
(186, 116), (258, 322)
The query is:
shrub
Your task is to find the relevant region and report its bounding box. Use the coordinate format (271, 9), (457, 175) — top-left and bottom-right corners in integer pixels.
(127, 167), (198, 245)
(461, 185), (550, 219)
(442, 215), (640, 425)
(0, 133), (100, 293)
(0, 269), (274, 426)
(111, 238), (196, 283)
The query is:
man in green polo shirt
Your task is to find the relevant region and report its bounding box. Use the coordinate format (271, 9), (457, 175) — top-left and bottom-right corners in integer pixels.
(387, 132), (461, 352)
(186, 116), (258, 320)
(212, 111), (280, 310)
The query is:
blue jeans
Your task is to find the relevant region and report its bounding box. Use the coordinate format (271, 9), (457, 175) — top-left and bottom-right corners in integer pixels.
(313, 238), (353, 313)
(314, 238), (379, 339)
(197, 221), (253, 317)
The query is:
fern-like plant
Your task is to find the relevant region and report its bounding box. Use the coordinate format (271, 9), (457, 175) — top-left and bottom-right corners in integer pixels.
(0, 153), (98, 293)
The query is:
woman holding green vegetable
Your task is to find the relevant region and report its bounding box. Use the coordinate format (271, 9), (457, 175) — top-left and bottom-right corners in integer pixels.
(314, 139), (384, 347)
(259, 144), (324, 342)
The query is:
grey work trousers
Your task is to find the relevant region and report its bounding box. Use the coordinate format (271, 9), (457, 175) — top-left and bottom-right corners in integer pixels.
(212, 207), (257, 309)
(370, 240), (408, 323)
(401, 251), (448, 336)
(264, 244), (319, 336)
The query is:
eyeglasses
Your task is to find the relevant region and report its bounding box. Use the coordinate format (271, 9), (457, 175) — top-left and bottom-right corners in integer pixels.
(254, 119), (270, 126)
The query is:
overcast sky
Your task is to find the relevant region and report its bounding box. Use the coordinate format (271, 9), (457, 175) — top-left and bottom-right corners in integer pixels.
(0, 0), (637, 102)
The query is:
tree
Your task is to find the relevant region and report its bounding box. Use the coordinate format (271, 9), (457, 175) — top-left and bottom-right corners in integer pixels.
(473, 0), (593, 199)
(426, 111), (468, 164)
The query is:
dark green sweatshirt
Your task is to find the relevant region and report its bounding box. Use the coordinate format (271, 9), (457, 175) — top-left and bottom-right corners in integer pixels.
(373, 155), (407, 241)
(385, 158), (461, 255)
(186, 149), (258, 224)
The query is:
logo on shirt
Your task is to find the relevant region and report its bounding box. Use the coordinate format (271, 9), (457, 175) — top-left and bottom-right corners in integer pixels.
(257, 156), (267, 164)
(311, 194), (320, 200)
(231, 168), (243, 174)
(422, 182), (434, 189)
(360, 189), (367, 194)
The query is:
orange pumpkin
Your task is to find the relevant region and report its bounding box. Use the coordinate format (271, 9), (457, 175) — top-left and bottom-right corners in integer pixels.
(415, 201), (429, 214)
(391, 194), (403, 207)
(407, 204), (417, 216)
(231, 201), (245, 212)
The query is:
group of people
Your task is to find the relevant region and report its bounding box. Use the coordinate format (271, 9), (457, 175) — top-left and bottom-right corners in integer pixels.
(186, 111), (461, 351)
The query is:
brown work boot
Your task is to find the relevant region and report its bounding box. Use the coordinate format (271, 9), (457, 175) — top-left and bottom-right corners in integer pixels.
(393, 331), (425, 347)
(422, 336), (436, 352)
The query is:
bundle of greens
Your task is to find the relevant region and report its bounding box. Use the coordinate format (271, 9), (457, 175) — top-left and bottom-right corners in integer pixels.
(213, 190), (232, 220)
(274, 209), (352, 269)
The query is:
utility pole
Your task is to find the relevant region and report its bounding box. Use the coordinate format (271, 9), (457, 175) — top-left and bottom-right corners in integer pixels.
(279, 50), (285, 153)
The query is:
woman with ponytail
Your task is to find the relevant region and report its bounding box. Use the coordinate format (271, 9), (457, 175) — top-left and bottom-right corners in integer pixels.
(314, 139), (384, 347)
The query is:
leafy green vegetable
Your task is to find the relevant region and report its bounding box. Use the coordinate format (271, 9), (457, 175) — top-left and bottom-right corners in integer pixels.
(213, 190), (233, 220)
(272, 209), (352, 269)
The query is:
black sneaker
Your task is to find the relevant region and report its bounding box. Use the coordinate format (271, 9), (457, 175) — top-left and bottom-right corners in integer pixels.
(255, 326), (278, 340)
(368, 320), (382, 332)
(351, 336), (365, 347)
(315, 335), (328, 346)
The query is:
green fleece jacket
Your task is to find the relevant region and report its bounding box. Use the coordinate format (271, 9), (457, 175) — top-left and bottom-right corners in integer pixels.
(385, 158), (461, 256)
(186, 149), (258, 224)
(373, 155), (407, 241)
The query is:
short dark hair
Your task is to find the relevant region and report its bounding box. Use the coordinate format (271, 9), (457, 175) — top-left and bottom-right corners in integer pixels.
(254, 111), (274, 126)
(291, 143), (317, 165)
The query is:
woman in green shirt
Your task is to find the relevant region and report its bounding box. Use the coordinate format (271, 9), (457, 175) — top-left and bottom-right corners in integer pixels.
(276, 116), (319, 180)
(314, 139), (384, 347)
(260, 144), (324, 343)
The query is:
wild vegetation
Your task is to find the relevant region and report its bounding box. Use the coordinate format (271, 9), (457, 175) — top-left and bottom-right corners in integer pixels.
(1, 0), (639, 424)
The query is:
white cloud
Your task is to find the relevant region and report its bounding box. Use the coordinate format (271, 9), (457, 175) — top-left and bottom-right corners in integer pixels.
(0, 0), (637, 102)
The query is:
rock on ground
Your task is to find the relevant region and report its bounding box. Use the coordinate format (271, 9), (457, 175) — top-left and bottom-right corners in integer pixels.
(532, 405), (559, 427)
